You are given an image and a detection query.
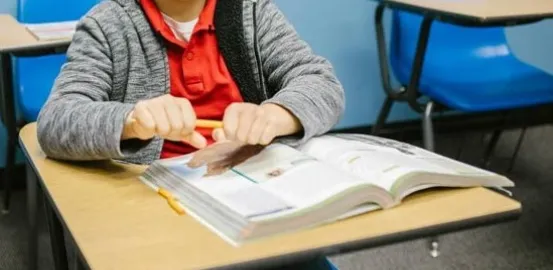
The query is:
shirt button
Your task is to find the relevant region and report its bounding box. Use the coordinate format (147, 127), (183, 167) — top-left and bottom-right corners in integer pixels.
(186, 52), (194, 60)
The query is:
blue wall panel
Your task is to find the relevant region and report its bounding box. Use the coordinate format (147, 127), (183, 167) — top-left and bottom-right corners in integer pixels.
(275, 0), (418, 129)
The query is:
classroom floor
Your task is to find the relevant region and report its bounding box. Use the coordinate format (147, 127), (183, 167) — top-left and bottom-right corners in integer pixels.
(2, 126), (553, 270)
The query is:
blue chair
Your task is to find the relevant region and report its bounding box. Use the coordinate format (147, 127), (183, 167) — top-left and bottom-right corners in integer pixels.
(372, 9), (553, 259)
(390, 12), (553, 113)
(15, 0), (99, 121)
(373, 10), (553, 168)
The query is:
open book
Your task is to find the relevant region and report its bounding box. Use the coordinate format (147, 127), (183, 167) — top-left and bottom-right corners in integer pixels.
(24, 21), (77, 41)
(140, 134), (514, 246)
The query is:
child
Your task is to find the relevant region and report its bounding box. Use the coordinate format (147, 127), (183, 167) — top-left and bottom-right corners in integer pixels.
(37, 0), (344, 269)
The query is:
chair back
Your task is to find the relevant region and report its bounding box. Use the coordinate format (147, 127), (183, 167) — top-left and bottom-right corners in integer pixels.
(15, 0), (98, 121)
(389, 11), (553, 111)
(390, 11), (519, 88)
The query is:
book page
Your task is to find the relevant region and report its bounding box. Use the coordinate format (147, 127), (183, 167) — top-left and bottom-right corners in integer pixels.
(163, 144), (369, 220)
(24, 21), (77, 41)
(299, 134), (502, 192)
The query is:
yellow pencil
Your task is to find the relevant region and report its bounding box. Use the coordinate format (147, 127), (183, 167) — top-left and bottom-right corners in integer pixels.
(158, 188), (186, 216)
(166, 198), (186, 216)
(157, 188), (172, 199)
(128, 118), (223, 129)
(196, 119), (223, 129)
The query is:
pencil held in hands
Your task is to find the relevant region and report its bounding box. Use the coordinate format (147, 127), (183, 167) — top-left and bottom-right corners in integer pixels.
(121, 95), (216, 149)
(196, 119), (223, 129)
(127, 118), (223, 129)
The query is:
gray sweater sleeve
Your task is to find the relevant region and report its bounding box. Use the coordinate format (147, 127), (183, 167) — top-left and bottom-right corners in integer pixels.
(36, 16), (135, 161)
(258, 0), (346, 145)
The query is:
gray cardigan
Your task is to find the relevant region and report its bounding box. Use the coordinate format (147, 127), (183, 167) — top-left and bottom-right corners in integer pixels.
(37, 0), (345, 164)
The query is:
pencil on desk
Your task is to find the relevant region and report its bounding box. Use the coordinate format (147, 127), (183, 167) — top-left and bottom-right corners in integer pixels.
(158, 188), (186, 216)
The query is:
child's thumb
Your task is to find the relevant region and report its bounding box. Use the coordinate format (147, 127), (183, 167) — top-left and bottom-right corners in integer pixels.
(212, 128), (226, 143)
(183, 131), (207, 150)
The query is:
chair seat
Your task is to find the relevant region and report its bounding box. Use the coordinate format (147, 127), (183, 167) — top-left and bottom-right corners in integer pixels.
(392, 54), (553, 112)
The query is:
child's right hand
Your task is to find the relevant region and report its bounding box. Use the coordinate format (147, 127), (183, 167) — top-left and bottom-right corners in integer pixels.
(121, 94), (207, 149)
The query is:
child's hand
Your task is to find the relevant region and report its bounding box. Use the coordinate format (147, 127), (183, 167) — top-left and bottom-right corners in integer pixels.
(121, 94), (207, 149)
(217, 103), (301, 145)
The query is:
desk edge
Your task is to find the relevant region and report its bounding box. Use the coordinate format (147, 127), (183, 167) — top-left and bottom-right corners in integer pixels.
(381, 1), (553, 26)
(19, 128), (92, 269)
(0, 40), (71, 54)
(213, 207), (521, 270)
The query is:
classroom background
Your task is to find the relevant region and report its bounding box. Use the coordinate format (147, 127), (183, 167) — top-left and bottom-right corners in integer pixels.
(2, 0), (553, 269)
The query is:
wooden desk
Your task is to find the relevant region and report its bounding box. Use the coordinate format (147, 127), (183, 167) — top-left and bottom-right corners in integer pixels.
(0, 14), (72, 215)
(383, 0), (553, 24)
(19, 123), (522, 270)
(0, 14), (71, 53)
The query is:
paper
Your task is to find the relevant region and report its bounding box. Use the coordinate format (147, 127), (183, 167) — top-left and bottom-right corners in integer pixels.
(172, 144), (363, 219)
(25, 20), (77, 41)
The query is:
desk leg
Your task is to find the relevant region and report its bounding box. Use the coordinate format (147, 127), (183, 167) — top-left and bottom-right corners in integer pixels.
(26, 162), (38, 270)
(44, 196), (69, 270)
(0, 53), (18, 214)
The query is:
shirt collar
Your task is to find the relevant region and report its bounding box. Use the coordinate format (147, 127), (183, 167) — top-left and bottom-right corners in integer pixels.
(197, 0), (216, 31)
(140, 0), (216, 34)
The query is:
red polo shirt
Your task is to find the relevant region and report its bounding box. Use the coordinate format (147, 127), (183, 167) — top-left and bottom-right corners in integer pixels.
(140, 0), (244, 158)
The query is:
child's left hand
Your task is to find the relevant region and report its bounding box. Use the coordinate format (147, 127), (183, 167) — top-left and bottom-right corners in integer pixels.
(216, 102), (301, 146)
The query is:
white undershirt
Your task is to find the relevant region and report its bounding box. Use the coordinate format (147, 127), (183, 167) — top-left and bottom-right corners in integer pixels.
(161, 13), (198, 42)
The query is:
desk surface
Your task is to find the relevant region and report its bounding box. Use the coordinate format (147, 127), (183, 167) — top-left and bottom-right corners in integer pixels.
(383, 0), (553, 23)
(0, 14), (71, 53)
(20, 123), (522, 270)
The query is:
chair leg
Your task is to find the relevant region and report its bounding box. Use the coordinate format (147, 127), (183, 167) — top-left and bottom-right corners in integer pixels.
(507, 127), (527, 173)
(482, 130), (502, 169)
(2, 138), (17, 214)
(422, 101), (435, 151)
(422, 101), (439, 257)
(0, 53), (17, 215)
(371, 97), (394, 135)
(27, 162), (39, 270)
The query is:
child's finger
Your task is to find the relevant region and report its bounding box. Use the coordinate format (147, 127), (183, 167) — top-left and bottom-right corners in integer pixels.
(175, 98), (197, 133)
(247, 113), (266, 145)
(132, 107), (157, 140)
(212, 128), (227, 142)
(259, 125), (277, 146)
(222, 104), (241, 141)
(182, 131), (207, 150)
(235, 108), (256, 143)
